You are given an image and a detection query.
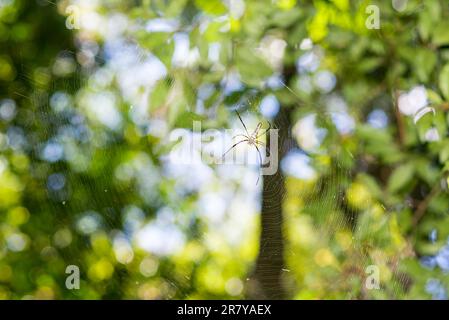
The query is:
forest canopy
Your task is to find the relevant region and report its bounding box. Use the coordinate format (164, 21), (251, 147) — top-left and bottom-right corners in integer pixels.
(0, 0), (449, 300)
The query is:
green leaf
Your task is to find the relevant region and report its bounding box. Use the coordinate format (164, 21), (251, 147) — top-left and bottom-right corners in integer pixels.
(149, 77), (173, 111)
(194, 0), (227, 15)
(387, 163), (415, 193)
(415, 49), (436, 82)
(270, 8), (302, 28)
(438, 63), (449, 101)
(419, 1), (441, 41)
(136, 32), (175, 67)
(155, 137), (183, 156)
(432, 22), (449, 46)
(427, 89), (443, 105)
(439, 140), (449, 163)
(356, 125), (404, 164)
(235, 46), (272, 86)
(415, 158), (439, 185)
(356, 57), (384, 73)
(175, 111), (206, 128)
(418, 12), (432, 41)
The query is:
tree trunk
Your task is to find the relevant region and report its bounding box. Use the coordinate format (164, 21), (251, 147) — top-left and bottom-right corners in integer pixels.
(247, 107), (292, 299)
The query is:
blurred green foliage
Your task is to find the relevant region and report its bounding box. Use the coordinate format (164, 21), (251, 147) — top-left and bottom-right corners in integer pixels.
(1, 0), (449, 300)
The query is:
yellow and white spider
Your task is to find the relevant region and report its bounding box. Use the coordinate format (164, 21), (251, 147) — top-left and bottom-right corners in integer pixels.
(222, 111), (271, 184)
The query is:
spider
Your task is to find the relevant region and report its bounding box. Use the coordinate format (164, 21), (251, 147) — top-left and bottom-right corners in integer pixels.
(222, 111), (271, 184)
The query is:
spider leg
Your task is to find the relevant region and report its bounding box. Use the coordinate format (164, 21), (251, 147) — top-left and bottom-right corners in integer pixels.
(232, 134), (249, 140)
(256, 121), (272, 139)
(255, 140), (270, 156)
(252, 122), (263, 138)
(236, 110), (250, 136)
(254, 144), (263, 185)
(254, 144), (263, 167)
(221, 139), (248, 160)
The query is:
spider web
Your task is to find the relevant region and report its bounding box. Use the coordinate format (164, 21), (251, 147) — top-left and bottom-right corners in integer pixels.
(6, 45), (422, 300)
(2, 1), (445, 301)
